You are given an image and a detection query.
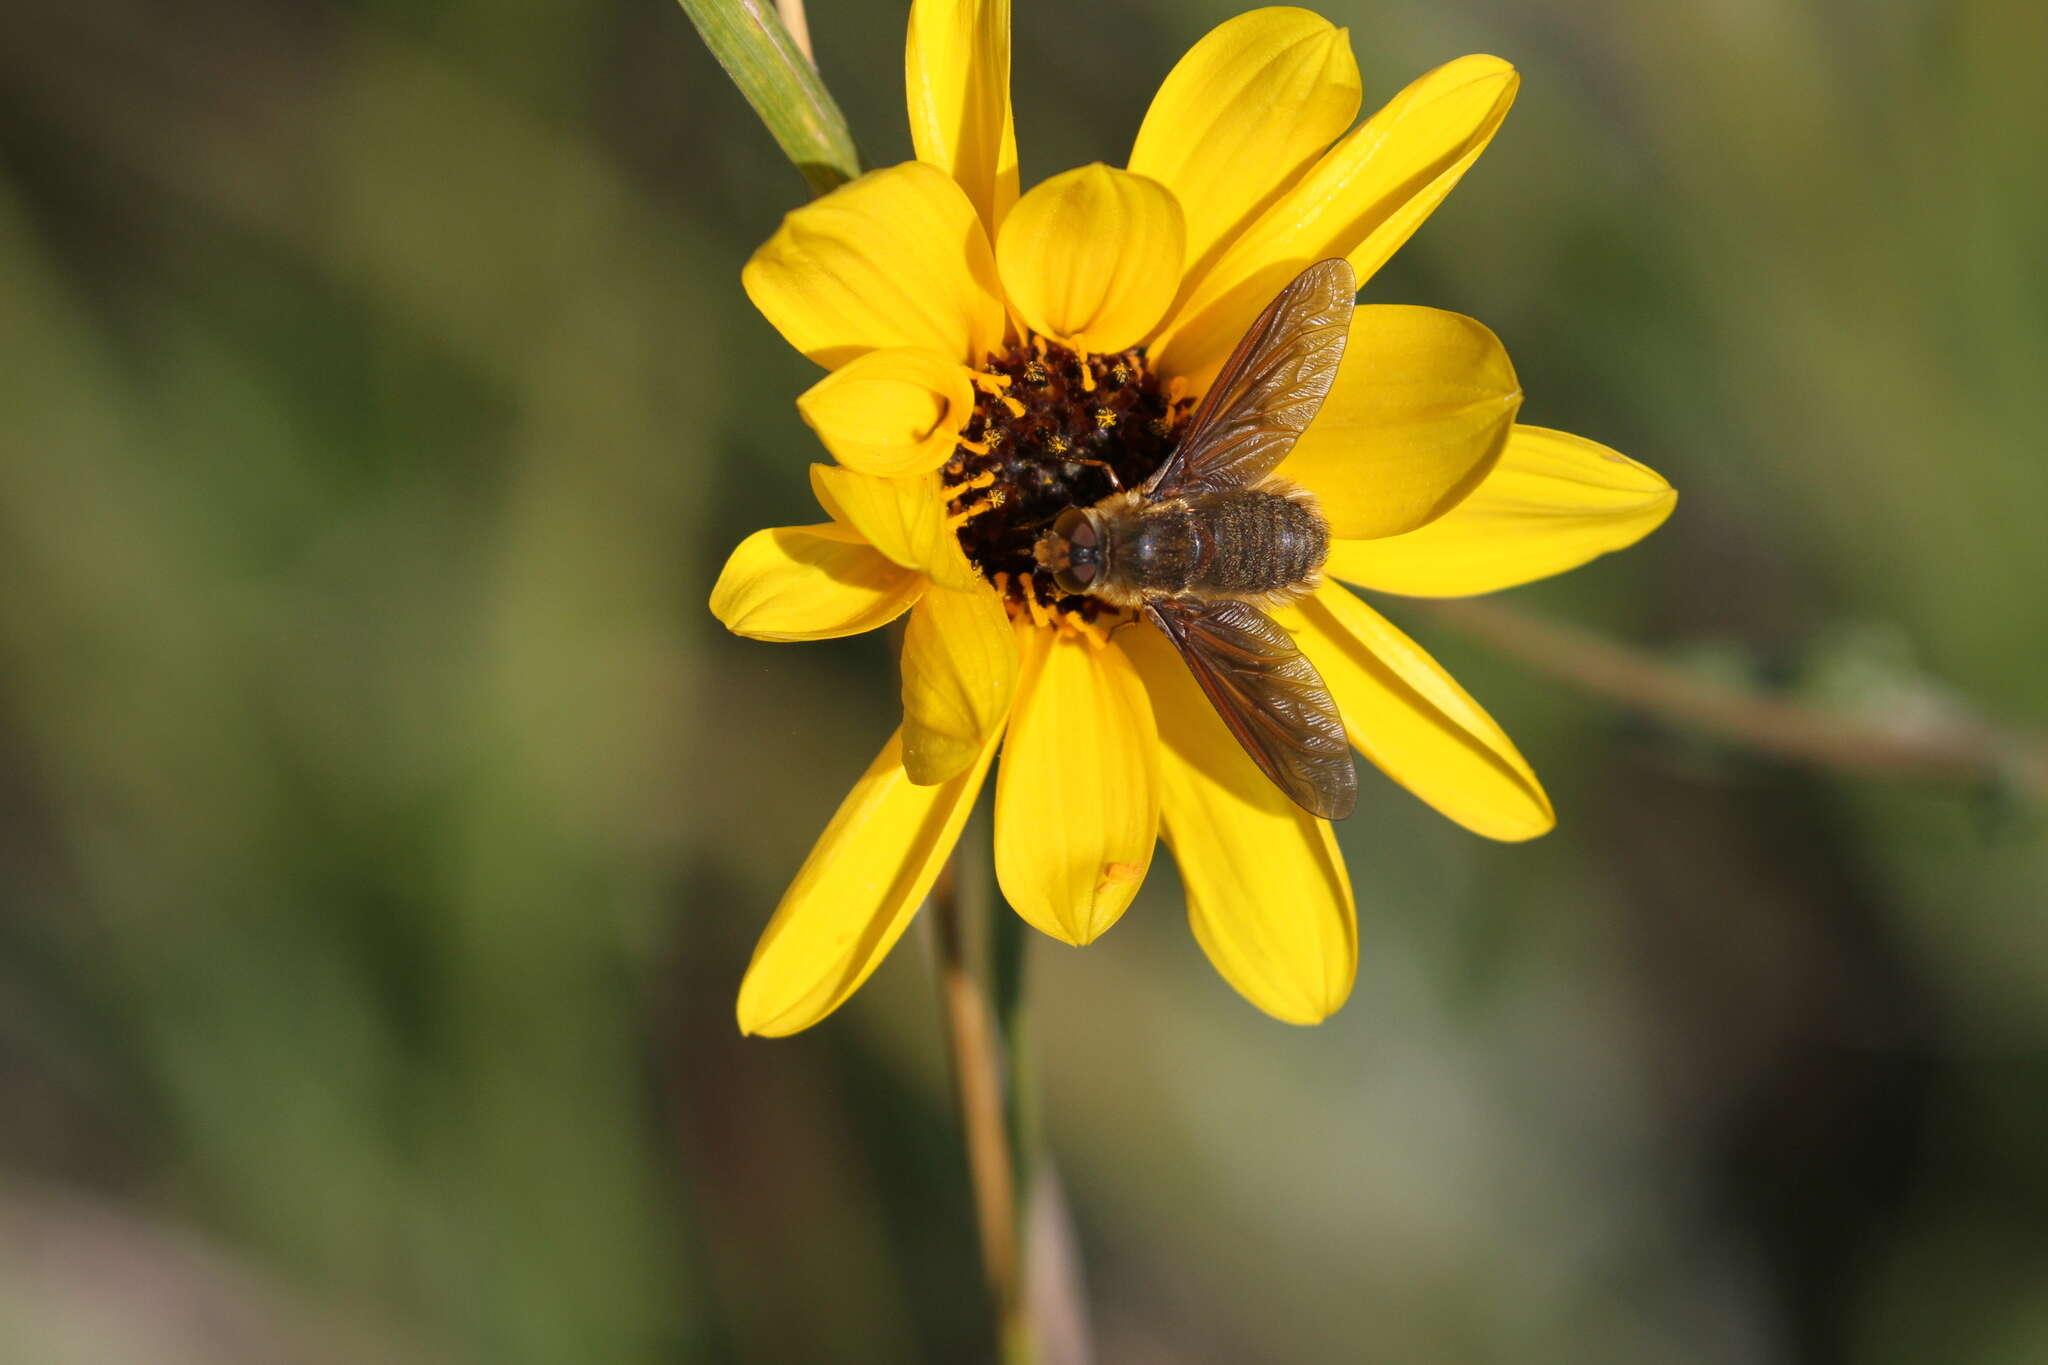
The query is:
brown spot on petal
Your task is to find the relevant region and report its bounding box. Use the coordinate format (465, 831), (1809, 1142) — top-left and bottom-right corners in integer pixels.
(1094, 861), (1144, 897)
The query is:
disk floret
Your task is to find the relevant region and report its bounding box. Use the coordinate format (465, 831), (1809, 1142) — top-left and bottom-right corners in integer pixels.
(943, 337), (1190, 630)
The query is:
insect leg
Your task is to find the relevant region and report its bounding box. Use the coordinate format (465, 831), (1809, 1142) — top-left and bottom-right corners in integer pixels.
(1057, 455), (1123, 491)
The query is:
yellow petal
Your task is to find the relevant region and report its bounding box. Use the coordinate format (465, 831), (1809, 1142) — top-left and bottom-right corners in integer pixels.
(1128, 7), (1362, 282)
(1155, 55), (1517, 385)
(810, 463), (980, 592)
(710, 522), (927, 641)
(738, 727), (997, 1036)
(994, 165), (1186, 354)
(1121, 624), (1356, 1025)
(810, 463), (938, 570)
(798, 348), (979, 478)
(742, 161), (1006, 370)
(1295, 582), (1552, 841)
(906, 0), (1019, 239)
(1327, 426), (1676, 597)
(1277, 306), (1521, 540)
(901, 582), (1018, 784)
(994, 629), (1160, 945)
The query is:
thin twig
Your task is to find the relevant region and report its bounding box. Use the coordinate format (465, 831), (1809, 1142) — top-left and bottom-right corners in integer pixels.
(1419, 597), (2048, 796)
(1024, 1166), (1095, 1365)
(775, 0), (814, 66)
(930, 855), (1029, 1356)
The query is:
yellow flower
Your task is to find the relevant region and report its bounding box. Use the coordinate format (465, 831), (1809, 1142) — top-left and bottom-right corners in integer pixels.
(711, 3), (1674, 1036)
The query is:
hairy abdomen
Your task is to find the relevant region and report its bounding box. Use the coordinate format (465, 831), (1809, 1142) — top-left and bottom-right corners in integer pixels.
(1105, 482), (1328, 603)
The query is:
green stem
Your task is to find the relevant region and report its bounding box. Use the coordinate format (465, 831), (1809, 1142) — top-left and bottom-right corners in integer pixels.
(674, 0), (861, 197)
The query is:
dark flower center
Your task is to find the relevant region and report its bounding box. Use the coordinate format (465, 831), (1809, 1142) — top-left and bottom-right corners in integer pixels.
(943, 338), (1192, 623)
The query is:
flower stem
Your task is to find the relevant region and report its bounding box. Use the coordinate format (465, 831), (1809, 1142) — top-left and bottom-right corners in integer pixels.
(930, 821), (1037, 1363)
(987, 891), (1041, 1365)
(989, 883), (1034, 1212)
(674, 0), (859, 197)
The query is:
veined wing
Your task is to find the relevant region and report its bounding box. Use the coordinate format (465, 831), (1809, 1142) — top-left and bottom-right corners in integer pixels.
(1143, 258), (1355, 499)
(1146, 597), (1356, 821)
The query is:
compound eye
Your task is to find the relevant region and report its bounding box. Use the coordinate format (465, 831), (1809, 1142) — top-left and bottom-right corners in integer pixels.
(1054, 560), (1097, 594)
(1052, 506), (1096, 549)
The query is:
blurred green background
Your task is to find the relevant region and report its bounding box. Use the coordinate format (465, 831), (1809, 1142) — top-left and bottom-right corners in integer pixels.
(3, 0), (2045, 1360)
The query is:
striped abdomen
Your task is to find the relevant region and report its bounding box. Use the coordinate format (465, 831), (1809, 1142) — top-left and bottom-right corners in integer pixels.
(1107, 483), (1328, 602)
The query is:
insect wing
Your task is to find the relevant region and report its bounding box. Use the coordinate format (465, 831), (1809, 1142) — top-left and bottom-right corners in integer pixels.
(1146, 598), (1357, 820)
(1143, 258), (1356, 499)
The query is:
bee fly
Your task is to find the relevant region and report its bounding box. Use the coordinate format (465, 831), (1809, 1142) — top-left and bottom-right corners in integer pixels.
(1033, 258), (1358, 820)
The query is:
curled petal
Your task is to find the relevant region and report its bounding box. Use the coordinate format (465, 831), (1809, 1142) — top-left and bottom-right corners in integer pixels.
(1327, 426), (1676, 597)
(799, 348), (979, 478)
(737, 727), (997, 1036)
(810, 463), (979, 592)
(1278, 306), (1521, 540)
(1295, 583), (1553, 841)
(906, 0), (1019, 237)
(1122, 624), (1356, 1025)
(1156, 55), (1517, 385)
(743, 161), (1006, 369)
(1129, 7), (1361, 283)
(996, 165), (1186, 354)
(901, 582), (1019, 784)
(710, 522), (926, 641)
(994, 629), (1161, 945)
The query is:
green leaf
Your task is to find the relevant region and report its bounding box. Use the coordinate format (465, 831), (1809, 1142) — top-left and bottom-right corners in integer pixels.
(676, 0), (862, 198)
